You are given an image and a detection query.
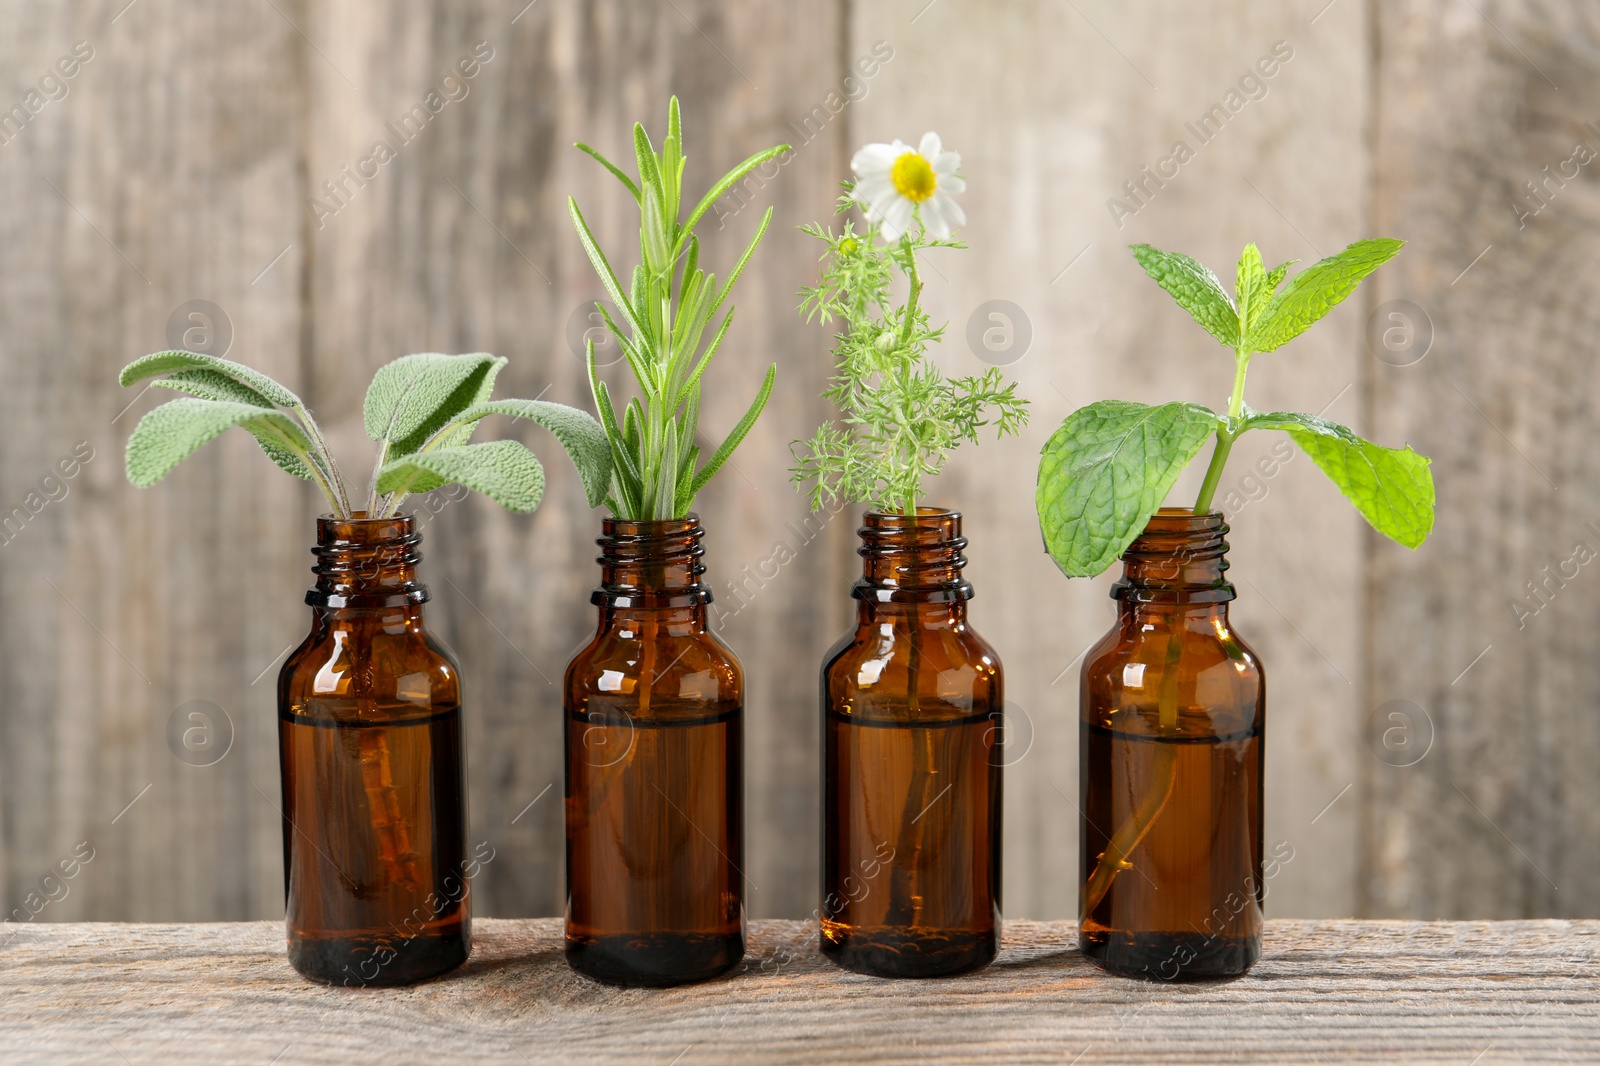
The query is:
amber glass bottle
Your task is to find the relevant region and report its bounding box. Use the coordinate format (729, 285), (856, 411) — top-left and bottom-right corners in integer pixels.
(277, 513), (470, 987)
(1079, 508), (1264, 979)
(820, 509), (1003, 977)
(564, 515), (745, 986)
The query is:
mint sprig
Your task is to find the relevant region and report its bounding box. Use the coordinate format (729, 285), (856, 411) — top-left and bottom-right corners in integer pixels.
(120, 350), (611, 517)
(1037, 238), (1433, 577)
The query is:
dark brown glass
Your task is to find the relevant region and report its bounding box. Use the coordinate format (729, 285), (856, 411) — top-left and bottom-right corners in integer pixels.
(277, 513), (470, 987)
(821, 509), (1003, 977)
(563, 515), (745, 986)
(1079, 508), (1264, 979)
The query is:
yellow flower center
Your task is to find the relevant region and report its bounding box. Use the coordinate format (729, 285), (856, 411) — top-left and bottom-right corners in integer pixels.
(890, 152), (937, 203)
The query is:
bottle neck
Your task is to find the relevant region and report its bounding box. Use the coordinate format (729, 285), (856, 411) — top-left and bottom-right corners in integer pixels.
(591, 515), (712, 617)
(853, 509), (973, 610)
(305, 513), (429, 610)
(1111, 508), (1234, 610)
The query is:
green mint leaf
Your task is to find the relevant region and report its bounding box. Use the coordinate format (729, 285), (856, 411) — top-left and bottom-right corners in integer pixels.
(453, 399), (613, 509)
(1243, 410), (1434, 548)
(1235, 243), (1269, 333)
(362, 353), (505, 453)
(1129, 244), (1240, 349)
(1247, 238), (1403, 353)
(1264, 259), (1294, 295)
(120, 351), (301, 408)
(1037, 400), (1221, 577)
(126, 397), (315, 487)
(376, 440), (546, 514)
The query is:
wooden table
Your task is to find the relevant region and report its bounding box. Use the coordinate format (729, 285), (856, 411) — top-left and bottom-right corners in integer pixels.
(2, 919), (1595, 1064)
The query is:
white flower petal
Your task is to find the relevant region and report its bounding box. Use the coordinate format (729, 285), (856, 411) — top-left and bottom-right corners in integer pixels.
(851, 142), (900, 176)
(921, 201), (951, 240)
(856, 180), (904, 220)
(855, 174), (894, 202)
(934, 190), (966, 230)
(939, 173), (967, 195)
(918, 131), (943, 159)
(932, 150), (962, 174)
(879, 197), (915, 242)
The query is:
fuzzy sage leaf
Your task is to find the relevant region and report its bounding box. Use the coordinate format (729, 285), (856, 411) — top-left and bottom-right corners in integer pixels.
(377, 440), (546, 513)
(363, 353), (506, 455)
(453, 399), (613, 509)
(120, 351), (302, 408)
(126, 397), (317, 488)
(119, 348), (606, 521)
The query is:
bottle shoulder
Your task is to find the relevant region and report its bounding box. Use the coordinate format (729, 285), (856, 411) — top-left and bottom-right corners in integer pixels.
(823, 617), (1002, 723)
(1081, 612), (1262, 737)
(565, 623), (743, 714)
(279, 611), (461, 718)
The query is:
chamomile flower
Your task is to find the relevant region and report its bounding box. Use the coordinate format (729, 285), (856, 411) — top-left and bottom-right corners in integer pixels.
(850, 132), (966, 242)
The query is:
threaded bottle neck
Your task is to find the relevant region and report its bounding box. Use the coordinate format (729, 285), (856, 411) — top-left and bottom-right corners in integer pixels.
(1112, 508), (1233, 605)
(854, 508), (973, 604)
(592, 515), (712, 608)
(306, 512), (428, 609)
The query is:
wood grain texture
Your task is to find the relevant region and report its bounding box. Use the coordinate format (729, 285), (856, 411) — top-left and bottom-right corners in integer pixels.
(0, 0), (309, 924)
(1, 919), (1596, 1064)
(0, 0), (1594, 931)
(1366, 0), (1600, 917)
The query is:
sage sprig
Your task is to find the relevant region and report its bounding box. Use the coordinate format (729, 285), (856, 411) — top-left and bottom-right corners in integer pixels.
(1037, 239), (1434, 577)
(119, 350), (611, 517)
(569, 97), (787, 520)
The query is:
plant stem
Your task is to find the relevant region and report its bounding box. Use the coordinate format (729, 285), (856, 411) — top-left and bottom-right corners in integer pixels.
(885, 606), (932, 930)
(1191, 434), (1234, 515)
(295, 404), (351, 517)
(1191, 350), (1252, 514)
(1080, 612), (1185, 921)
(366, 440), (388, 517)
(897, 230), (922, 516)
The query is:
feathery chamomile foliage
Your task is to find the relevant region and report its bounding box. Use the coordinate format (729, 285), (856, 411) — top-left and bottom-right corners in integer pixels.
(790, 136), (1028, 516)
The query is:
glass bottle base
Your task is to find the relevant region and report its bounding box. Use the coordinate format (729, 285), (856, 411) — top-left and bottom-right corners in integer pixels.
(1080, 926), (1259, 980)
(822, 924), (997, 978)
(565, 931), (744, 987)
(287, 927), (470, 987)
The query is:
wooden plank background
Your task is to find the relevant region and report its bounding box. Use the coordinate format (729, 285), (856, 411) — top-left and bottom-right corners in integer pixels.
(0, 0), (1593, 927)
